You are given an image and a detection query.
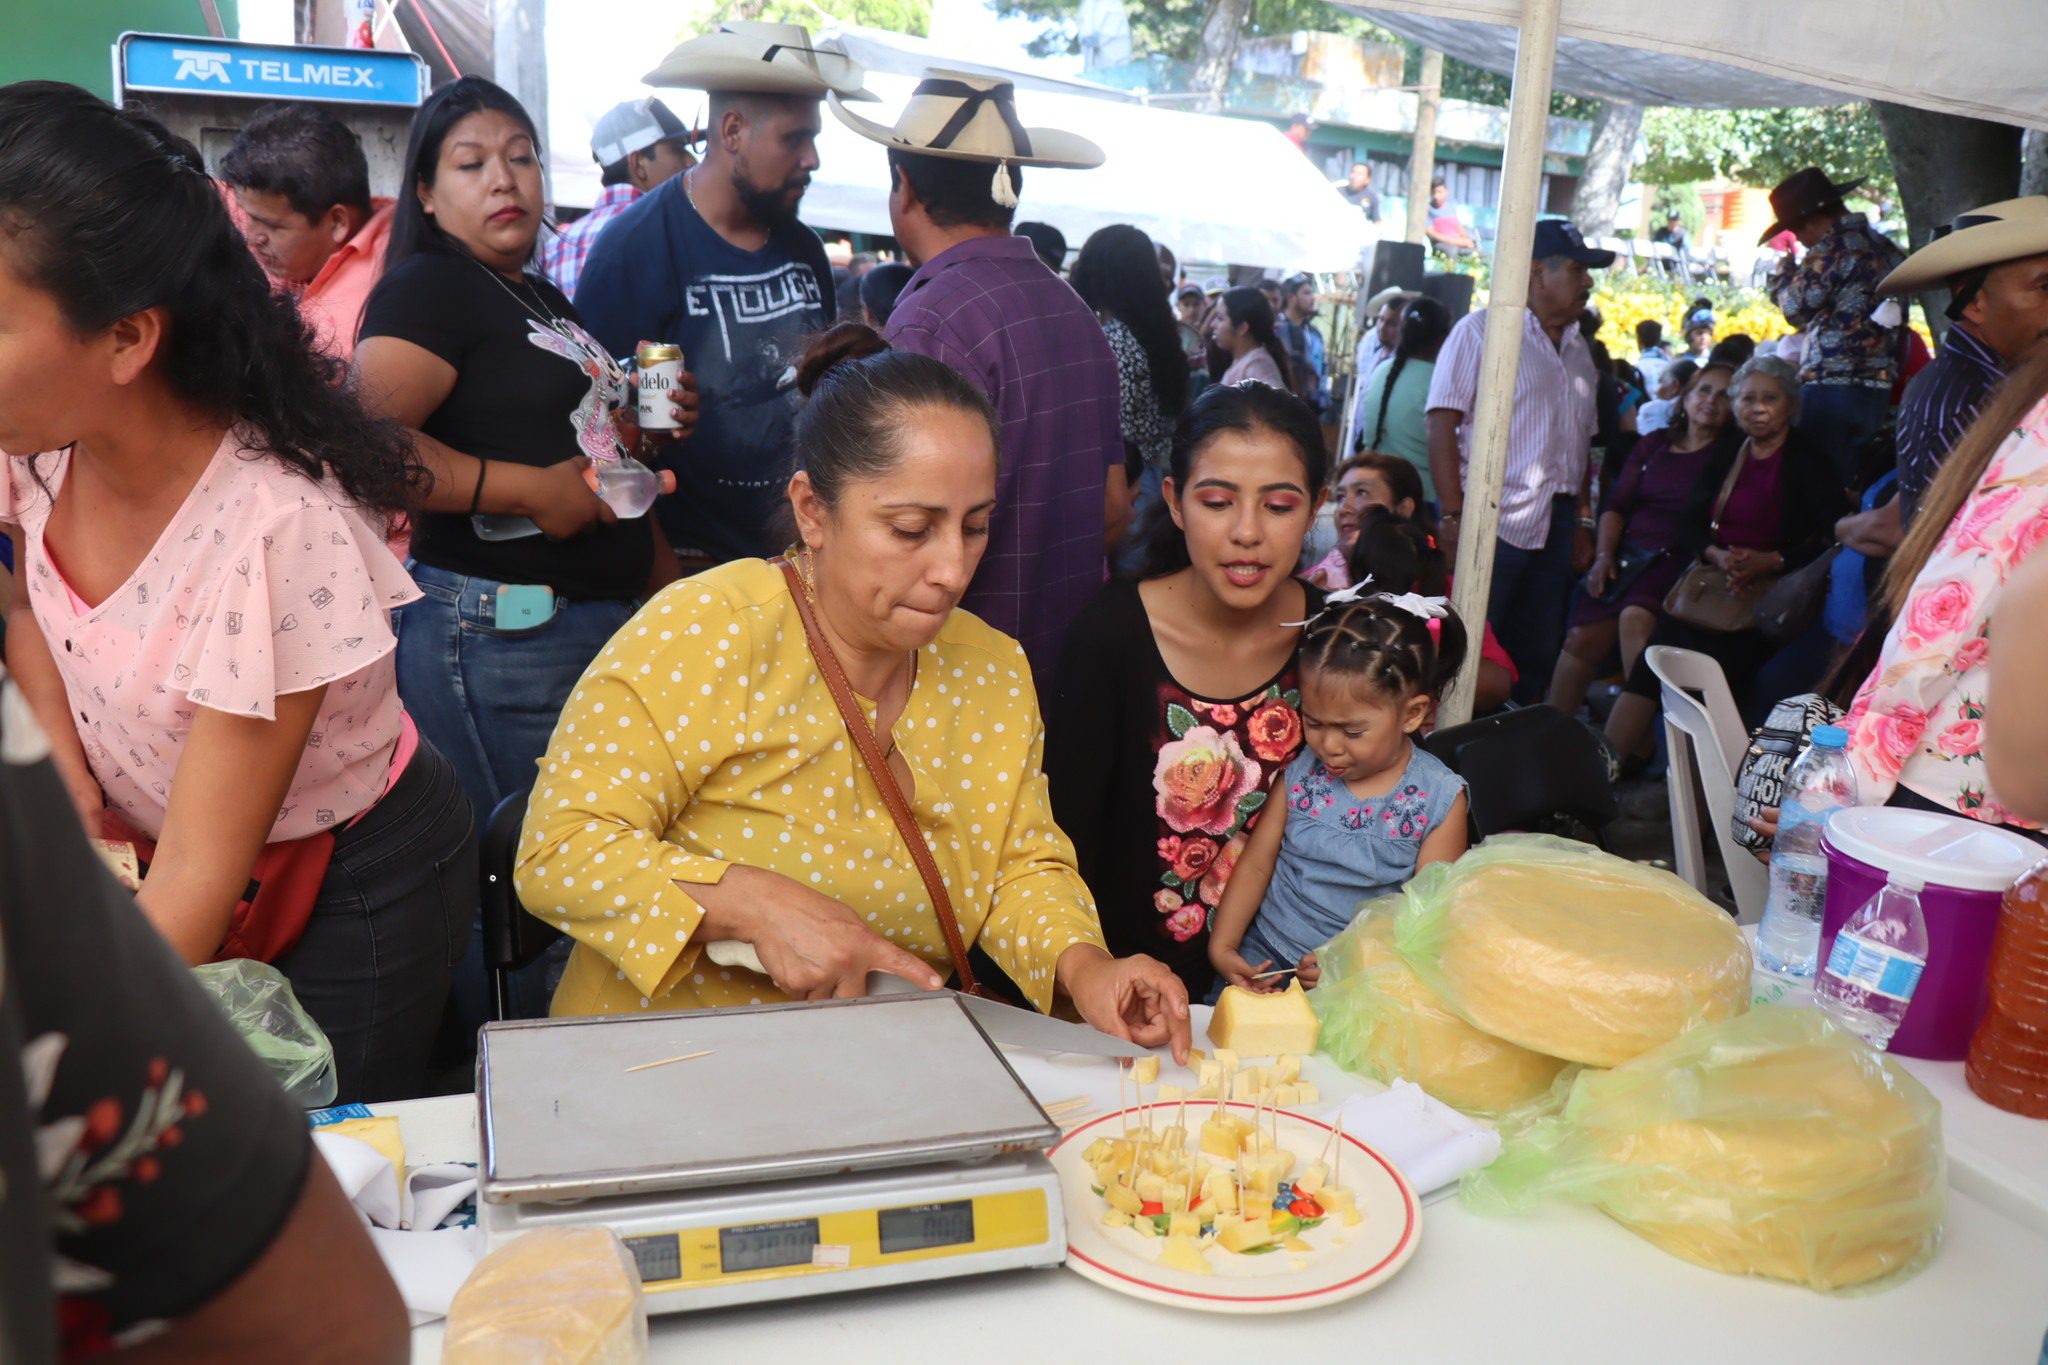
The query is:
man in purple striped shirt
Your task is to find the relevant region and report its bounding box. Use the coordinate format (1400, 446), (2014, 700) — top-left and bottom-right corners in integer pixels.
(1426, 220), (1611, 702)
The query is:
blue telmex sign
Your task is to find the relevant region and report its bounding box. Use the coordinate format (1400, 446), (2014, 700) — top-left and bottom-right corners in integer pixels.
(116, 32), (427, 108)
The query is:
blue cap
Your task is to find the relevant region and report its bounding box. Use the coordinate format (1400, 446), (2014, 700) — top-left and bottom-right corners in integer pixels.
(1811, 725), (1848, 747)
(1532, 218), (1616, 267)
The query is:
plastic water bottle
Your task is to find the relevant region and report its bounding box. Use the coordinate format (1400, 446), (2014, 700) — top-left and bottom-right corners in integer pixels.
(470, 456), (668, 540)
(1818, 874), (1929, 1050)
(1753, 725), (1859, 1005)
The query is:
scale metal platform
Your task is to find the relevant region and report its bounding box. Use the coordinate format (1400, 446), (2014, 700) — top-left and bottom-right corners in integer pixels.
(476, 993), (1068, 1312)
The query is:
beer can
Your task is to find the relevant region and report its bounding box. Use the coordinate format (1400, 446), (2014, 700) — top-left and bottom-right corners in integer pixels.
(636, 342), (684, 430)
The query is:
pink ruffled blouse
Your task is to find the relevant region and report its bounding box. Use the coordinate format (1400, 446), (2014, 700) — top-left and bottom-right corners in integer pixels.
(0, 434), (420, 841)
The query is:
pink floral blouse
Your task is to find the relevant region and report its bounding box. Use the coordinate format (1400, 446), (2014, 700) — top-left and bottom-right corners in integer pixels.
(1846, 391), (2048, 828)
(0, 434), (421, 842)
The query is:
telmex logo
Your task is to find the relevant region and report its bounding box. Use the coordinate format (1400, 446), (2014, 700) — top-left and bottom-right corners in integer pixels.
(170, 48), (232, 82)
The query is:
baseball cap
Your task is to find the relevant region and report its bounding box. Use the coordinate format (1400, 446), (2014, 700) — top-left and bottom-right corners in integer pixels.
(590, 97), (696, 167)
(1531, 218), (1616, 267)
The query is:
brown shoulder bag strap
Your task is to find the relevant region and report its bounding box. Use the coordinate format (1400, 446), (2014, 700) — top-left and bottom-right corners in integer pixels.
(774, 558), (983, 997)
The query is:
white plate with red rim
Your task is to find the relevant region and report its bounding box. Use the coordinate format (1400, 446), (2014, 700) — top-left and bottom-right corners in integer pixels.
(1048, 1100), (1421, 1314)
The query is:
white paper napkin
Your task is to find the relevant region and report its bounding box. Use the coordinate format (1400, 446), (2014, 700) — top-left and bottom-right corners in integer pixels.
(1319, 1081), (1502, 1201)
(314, 1131), (483, 1324)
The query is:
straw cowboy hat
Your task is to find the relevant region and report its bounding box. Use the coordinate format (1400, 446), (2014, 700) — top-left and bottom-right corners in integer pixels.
(643, 21), (875, 100)
(1758, 166), (1865, 244)
(829, 70), (1103, 207)
(1880, 196), (2048, 301)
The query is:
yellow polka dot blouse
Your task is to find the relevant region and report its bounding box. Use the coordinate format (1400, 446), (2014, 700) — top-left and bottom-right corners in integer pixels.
(517, 558), (1109, 1017)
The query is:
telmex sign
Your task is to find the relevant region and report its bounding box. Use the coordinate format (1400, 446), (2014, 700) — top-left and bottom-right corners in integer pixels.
(116, 32), (428, 108)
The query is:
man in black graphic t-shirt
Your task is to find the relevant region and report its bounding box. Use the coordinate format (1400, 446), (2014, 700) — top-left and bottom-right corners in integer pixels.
(576, 22), (868, 561)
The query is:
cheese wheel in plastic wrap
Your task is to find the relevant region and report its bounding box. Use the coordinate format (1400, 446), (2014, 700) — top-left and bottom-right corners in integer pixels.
(1393, 834), (1750, 1067)
(1312, 905), (1570, 1116)
(445, 1227), (649, 1364)
(1462, 1007), (1945, 1293)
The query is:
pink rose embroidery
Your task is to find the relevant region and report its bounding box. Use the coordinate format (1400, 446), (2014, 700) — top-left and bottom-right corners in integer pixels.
(1245, 700), (1304, 764)
(1171, 837), (1219, 883)
(1940, 719), (1983, 758)
(1902, 579), (1975, 648)
(1953, 486), (2023, 552)
(1950, 635), (1990, 675)
(2008, 510), (2048, 567)
(1153, 725), (1260, 835)
(1165, 903), (1207, 941)
(1868, 705), (1929, 769)
(1156, 835), (1183, 863)
(1208, 703), (1239, 728)
(1198, 833), (1247, 905)
(1154, 888), (1184, 915)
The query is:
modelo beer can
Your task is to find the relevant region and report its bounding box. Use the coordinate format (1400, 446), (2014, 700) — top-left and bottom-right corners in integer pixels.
(636, 342), (684, 430)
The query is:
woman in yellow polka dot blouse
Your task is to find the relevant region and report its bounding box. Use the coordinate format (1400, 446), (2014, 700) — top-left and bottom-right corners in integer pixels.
(516, 327), (1192, 1057)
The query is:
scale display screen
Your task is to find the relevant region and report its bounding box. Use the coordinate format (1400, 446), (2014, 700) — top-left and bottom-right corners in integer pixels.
(877, 1201), (976, 1256)
(719, 1218), (821, 1274)
(622, 1233), (682, 1283)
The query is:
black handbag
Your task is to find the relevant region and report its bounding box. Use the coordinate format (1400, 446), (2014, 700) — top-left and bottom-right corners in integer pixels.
(1754, 546), (1839, 642)
(1590, 542), (1666, 604)
(1732, 693), (1845, 853)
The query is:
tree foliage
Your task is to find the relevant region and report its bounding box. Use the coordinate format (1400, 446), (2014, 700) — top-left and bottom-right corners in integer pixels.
(684, 0), (931, 38)
(1641, 104), (1895, 198)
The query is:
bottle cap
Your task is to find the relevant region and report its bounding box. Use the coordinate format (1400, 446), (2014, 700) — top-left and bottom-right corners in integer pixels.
(1810, 725), (1849, 748)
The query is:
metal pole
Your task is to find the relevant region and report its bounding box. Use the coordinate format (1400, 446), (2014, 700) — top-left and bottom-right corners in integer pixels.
(1404, 48), (1444, 246)
(1438, 0), (1562, 728)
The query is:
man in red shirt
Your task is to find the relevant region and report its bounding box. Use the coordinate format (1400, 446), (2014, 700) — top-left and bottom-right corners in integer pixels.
(221, 103), (393, 359)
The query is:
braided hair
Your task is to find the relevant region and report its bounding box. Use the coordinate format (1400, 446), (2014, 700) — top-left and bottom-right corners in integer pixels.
(1300, 592), (1467, 706)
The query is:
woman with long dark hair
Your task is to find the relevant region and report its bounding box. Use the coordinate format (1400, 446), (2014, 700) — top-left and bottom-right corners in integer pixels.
(0, 82), (474, 1102)
(1355, 294), (1449, 501)
(1045, 383), (1328, 998)
(1208, 286), (1294, 390)
(353, 76), (682, 1023)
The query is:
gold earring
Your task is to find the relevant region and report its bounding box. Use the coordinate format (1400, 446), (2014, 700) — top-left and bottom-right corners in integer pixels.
(797, 544), (818, 598)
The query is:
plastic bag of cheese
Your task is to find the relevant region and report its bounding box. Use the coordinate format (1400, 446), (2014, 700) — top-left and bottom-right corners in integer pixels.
(1393, 834), (1749, 1067)
(1462, 1007), (1945, 1293)
(1312, 903), (1570, 1117)
(445, 1227), (649, 1364)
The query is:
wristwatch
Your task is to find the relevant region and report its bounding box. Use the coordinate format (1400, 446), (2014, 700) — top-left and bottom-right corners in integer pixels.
(1577, 517), (1597, 531)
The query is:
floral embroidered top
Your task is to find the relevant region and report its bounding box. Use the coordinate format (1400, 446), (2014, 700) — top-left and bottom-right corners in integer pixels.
(1238, 744), (1466, 975)
(1768, 213), (1906, 388)
(1845, 389), (2048, 828)
(1045, 577), (1321, 997)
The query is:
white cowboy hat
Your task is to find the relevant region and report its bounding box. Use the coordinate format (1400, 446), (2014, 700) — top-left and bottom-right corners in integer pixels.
(1880, 196), (2048, 298)
(828, 70), (1104, 177)
(642, 21), (875, 101)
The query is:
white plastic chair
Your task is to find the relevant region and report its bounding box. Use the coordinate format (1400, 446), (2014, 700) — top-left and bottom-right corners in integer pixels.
(1646, 646), (1769, 924)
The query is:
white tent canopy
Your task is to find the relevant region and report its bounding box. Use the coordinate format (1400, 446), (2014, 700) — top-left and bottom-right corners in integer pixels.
(1336, 0), (2048, 125)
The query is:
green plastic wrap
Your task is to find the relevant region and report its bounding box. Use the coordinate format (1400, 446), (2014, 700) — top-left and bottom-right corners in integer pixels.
(1462, 1007), (1945, 1293)
(1393, 834), (1750, 1067)
(1312, 902), (1570, 1117)
(192, 959), (337, 1108)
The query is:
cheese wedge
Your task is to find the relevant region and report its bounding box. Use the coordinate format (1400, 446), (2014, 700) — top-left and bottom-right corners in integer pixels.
(1208, 982), (1319, 1057)
(316, 1115), (406, 1190)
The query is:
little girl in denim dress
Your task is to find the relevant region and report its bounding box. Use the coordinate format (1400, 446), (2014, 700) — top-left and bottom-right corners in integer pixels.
(1208, 587), (1471, 996)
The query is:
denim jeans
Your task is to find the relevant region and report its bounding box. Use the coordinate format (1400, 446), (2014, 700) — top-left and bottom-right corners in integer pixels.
(1486, 497), (1578, 705)
(396, 563), (638, 1025)
(273, 739), (476, 1103)
(1798, 383), (1890, 482)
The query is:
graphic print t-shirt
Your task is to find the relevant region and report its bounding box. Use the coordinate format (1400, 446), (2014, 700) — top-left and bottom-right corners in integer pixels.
(573, 176), (835, 562)
(358, 251), (654, 599)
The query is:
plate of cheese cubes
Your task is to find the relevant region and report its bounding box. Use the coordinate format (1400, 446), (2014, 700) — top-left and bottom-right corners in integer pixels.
(1048, 1043), (1421, 1313)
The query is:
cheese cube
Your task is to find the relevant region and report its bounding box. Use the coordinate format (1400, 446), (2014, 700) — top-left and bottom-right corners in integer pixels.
(1199, 1117), (1240, 1160)
(1167, 1211), (1199, 1238)
(1104, 1182), (1143, 1215)
(1213, 1048), (1240, 1072)
(1218, 1220), (1279, 1254)
(1158, 1235), (1213, 1274)
(1101, 1208), (1134, 1230)
(1196, 1060), (1223, 1088)
(1130, 1056), (1160, 1085)
(445, 1228), (645, 1365)
(1207, 982), (1319, 1058)
(1134, 1170), (1166, 1202)
(1133, 1214), (1160, 1238)
(1275, 1054), (1303, 1083)
(1293, 1160), (1329, 1196)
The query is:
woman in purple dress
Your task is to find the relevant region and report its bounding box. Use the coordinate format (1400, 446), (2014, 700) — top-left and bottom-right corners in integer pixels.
(1548, 361), (1735, 717)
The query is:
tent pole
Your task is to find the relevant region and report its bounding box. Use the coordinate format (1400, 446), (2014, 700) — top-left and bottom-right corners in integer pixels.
(1439, 0), (1563, 728)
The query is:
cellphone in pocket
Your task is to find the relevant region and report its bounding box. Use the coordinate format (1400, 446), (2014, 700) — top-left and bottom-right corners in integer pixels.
(493, 584), (557, 630)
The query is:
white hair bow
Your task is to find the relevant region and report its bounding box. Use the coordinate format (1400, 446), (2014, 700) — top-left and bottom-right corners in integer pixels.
(1376, 591), (1450, 621)
(1283, 577), (1371, 628)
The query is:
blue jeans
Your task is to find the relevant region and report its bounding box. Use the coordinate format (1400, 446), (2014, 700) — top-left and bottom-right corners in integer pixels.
(397, 563), (638, 1024)
(1486, 497), (1578, 705)
(1798, 383), (1890, 483)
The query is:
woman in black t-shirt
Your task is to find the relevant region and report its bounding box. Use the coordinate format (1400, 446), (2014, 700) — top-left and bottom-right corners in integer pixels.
(354, 78), (690, 1022)
(1044, 384), (1328, 999)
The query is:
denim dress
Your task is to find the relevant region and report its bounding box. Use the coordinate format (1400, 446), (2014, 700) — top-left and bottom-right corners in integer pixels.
(1238, 744), (1467, 975)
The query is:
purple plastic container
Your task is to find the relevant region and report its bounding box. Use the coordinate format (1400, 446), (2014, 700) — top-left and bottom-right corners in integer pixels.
(1819, 807), (2042, 1059)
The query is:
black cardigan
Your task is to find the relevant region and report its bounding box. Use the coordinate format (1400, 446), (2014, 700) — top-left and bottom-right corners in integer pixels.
(1670, 428), (1847, 570)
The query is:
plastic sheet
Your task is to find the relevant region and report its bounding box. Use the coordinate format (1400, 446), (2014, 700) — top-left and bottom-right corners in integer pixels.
(1313, 903), (1569, 1117)
(1394, 835), (1751, 1067)
(1462, 1007), (1946, 1293)
(192, 959), (336, 1108)
(445, 1227), (650, 1364)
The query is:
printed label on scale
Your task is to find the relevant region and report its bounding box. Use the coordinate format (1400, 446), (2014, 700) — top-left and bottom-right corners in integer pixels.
(1823, 930), (1926, 1003)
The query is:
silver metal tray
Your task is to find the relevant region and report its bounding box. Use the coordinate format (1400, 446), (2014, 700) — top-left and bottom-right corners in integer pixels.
(477, 993), (1059, 1204)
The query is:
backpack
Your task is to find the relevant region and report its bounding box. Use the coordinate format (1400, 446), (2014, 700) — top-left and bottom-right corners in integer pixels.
(1732, 693), (1844, 854)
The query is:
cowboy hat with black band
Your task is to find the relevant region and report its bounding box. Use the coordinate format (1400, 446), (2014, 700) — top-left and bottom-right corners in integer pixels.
(1879, 196), (2048, 319)
(829, 70), (1103, 208)
(643, 20), (875, 101)
(1758, 166), (1865, 245)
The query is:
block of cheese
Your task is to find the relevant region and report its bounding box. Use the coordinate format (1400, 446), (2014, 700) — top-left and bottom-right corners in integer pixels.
(1313, 911), (1569, 1117)
(445, 1228), (648, 1364)
(1463, 1008), (1945, 1293)
(1393, 835), (1749, 1067)
(315, 1114), (407, 1188)
(1208, 981), (1319, 1057)
(1129, 1055), (1160, 1085)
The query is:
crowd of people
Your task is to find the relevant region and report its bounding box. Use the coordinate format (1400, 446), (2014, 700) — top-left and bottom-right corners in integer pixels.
(4, 19), (2048, 1354)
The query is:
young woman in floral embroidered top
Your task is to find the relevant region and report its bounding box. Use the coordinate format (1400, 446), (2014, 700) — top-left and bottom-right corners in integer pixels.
(1046, 381), (1328, 998)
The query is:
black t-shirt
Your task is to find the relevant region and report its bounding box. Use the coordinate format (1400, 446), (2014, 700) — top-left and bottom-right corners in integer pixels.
(572, 177), (835, 562)
(359, 251), (654, 599)
(0, 676), (310, 1361)
(1043, 577), (1322, 998)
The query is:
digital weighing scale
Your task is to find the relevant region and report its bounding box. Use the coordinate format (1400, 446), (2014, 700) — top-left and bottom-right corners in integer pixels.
(476, 993), (1069, 1312)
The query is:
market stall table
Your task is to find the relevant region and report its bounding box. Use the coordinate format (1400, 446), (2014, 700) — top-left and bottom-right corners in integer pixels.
(392, 1007), (2048, 1362)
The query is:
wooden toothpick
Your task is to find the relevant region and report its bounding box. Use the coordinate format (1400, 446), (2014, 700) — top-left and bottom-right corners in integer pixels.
(623, 1049), (712, 1073)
